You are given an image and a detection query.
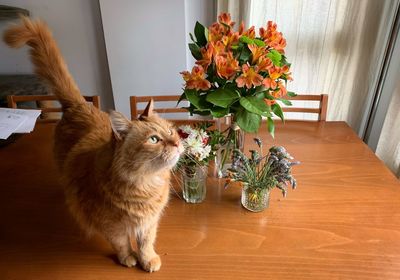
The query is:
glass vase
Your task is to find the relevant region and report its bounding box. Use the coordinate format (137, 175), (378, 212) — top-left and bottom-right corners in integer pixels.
(214, 115), (244, 178)
(182, 165), (208, 203)
(241, 184), (270, 212)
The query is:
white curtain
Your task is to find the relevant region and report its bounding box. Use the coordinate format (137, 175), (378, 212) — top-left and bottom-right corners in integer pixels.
(218, 0), (400, 177)
(376, 81), (400, 177)
(217, 0), (251, 26)
(218, 0), (398, 131)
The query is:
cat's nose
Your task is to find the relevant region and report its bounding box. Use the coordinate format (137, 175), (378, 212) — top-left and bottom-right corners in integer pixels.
(172, 140), (180, 147)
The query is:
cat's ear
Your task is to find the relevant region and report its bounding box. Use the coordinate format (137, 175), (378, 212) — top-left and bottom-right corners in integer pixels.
(109, 111), (132, 140)
(139, 99), (155, 120)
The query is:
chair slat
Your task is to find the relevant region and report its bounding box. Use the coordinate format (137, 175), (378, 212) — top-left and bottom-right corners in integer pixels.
(7, 94), (101, 123)
(282, 108), (321, 113)
(287, 95), (322, 101)
(135, 95), (181, 102)
(137, 108), (188, 114)
(40, 107), (62, 113)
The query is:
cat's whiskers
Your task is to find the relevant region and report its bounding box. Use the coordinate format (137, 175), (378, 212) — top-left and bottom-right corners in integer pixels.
(169, 169), (183, 200)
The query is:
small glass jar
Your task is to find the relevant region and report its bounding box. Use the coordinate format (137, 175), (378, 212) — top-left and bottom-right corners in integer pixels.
(182, 165), (208, 203)
(241, 184), (270, 212)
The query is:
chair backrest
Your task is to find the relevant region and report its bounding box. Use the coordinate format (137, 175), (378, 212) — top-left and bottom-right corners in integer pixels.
(130, 95), (186, 120)
(130, 94), (328, 123)
(7, 95), (101, 123)
(284, 94), (328, 121)
(130, 95), (217, 125)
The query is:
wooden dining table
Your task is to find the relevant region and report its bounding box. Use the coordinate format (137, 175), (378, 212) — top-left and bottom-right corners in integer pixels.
(1, 121), (400, 280)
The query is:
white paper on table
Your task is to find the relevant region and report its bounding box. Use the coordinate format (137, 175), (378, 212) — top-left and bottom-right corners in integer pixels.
(0, 108), (41, 133)
(0, 111), (29, 139)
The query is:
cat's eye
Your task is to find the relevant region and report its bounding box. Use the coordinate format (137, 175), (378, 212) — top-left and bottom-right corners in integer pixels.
(168, 128), (173, 135)
(149, 135), (160, 144)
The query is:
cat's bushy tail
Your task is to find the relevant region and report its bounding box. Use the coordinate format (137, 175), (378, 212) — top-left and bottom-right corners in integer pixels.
(3, 16), (85, 107)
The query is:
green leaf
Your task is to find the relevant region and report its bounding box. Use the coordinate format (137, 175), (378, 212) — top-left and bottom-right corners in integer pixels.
(206, 88), (239, 108)
(210, 106), (229, 118)
(264, 92), (274, 100)
(255, 91), (266, 99)
(253, 38), (265, 47)
(240, 36), (254, 44)
(194, 21), (208, 47)
(236, 109), (262, 133)
(177, 93), (186, 105)
(278, 98), (292, 106)
(185, 90), (212, 111)
(239, 96), (271, 117)
(193, 109), (211, 116)
(267, 117), (275, 138)
(272, 103), (285, 122)
(267, 49), (282, 66)
(204, 27), (209, 43)
(287, 91), (297, 97)
(185, 89), (200, 107)
(239, 45), (251, 62)
(189, 33), (195, 43)
(189, 43), (202, 60)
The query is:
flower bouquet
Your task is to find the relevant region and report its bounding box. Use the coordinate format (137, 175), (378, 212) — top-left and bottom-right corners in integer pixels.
(177, 124), (222, 203)
(225, 138), (300, 212)
(179, 13), (295, 133)
(179, 13), (295, 176)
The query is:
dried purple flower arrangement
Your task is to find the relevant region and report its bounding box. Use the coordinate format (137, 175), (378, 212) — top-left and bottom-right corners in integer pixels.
(225, 137), (300, 210)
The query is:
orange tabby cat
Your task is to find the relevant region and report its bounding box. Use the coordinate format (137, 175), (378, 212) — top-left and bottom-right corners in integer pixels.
(4, 17), (183, 272)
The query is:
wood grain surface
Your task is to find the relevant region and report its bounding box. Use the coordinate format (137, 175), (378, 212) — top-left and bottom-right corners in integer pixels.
(0, 121), (399, 280)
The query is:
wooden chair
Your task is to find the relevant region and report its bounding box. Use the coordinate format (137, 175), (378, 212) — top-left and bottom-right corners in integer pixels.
(284, 94), (328, 121)
(130, 95), (215, 125)
(130, 94), (328, 123)
(7, 94), (100, 123)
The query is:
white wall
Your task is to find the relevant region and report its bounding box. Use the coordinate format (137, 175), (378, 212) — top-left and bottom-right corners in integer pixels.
(100, 0), (214, 118)
(0, 0), (114, 110)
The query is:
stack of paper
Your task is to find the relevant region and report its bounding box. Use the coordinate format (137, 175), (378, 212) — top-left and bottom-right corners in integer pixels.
(0, 108), (41, 140)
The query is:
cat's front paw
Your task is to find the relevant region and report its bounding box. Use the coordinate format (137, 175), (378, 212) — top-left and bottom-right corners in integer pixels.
(140, 254), (161, 273)
(119, 252), (138, 268)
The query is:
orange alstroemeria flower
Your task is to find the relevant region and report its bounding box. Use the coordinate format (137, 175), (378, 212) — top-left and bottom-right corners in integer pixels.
(275, 81), (287, 97)
(248, 44), (267, 64)
(208, 22), (225, 42)
(262, 77), (278, 90)
(215, 52), (240, 79)
(268, 65), (292, 81)
(268, 66), (284, 80)
(236, 64), (263, 89)
(181, 66), (211, 91)
(222, 30), (239, 47)
(239, 21), (245, 35)
(264, 98), (276, 106)
(268, 81), (287, 99)
(196, 44), (214, 71)
(242, 26), (256, 39)
(211, 41), (226, 57)
(260, 21), (286, 53)
(218, 13), (235, 28)
(281, 65), (293, 81)
(269, 37), (287, 53)
(257, 57), (273, 72)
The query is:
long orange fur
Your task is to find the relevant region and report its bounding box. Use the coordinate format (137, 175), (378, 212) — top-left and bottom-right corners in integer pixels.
(3, 17), (183, 273)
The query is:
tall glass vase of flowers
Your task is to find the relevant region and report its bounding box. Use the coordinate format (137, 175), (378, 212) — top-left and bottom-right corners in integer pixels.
(179, 13), (296, 177)
(176, 124), (221, 203)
